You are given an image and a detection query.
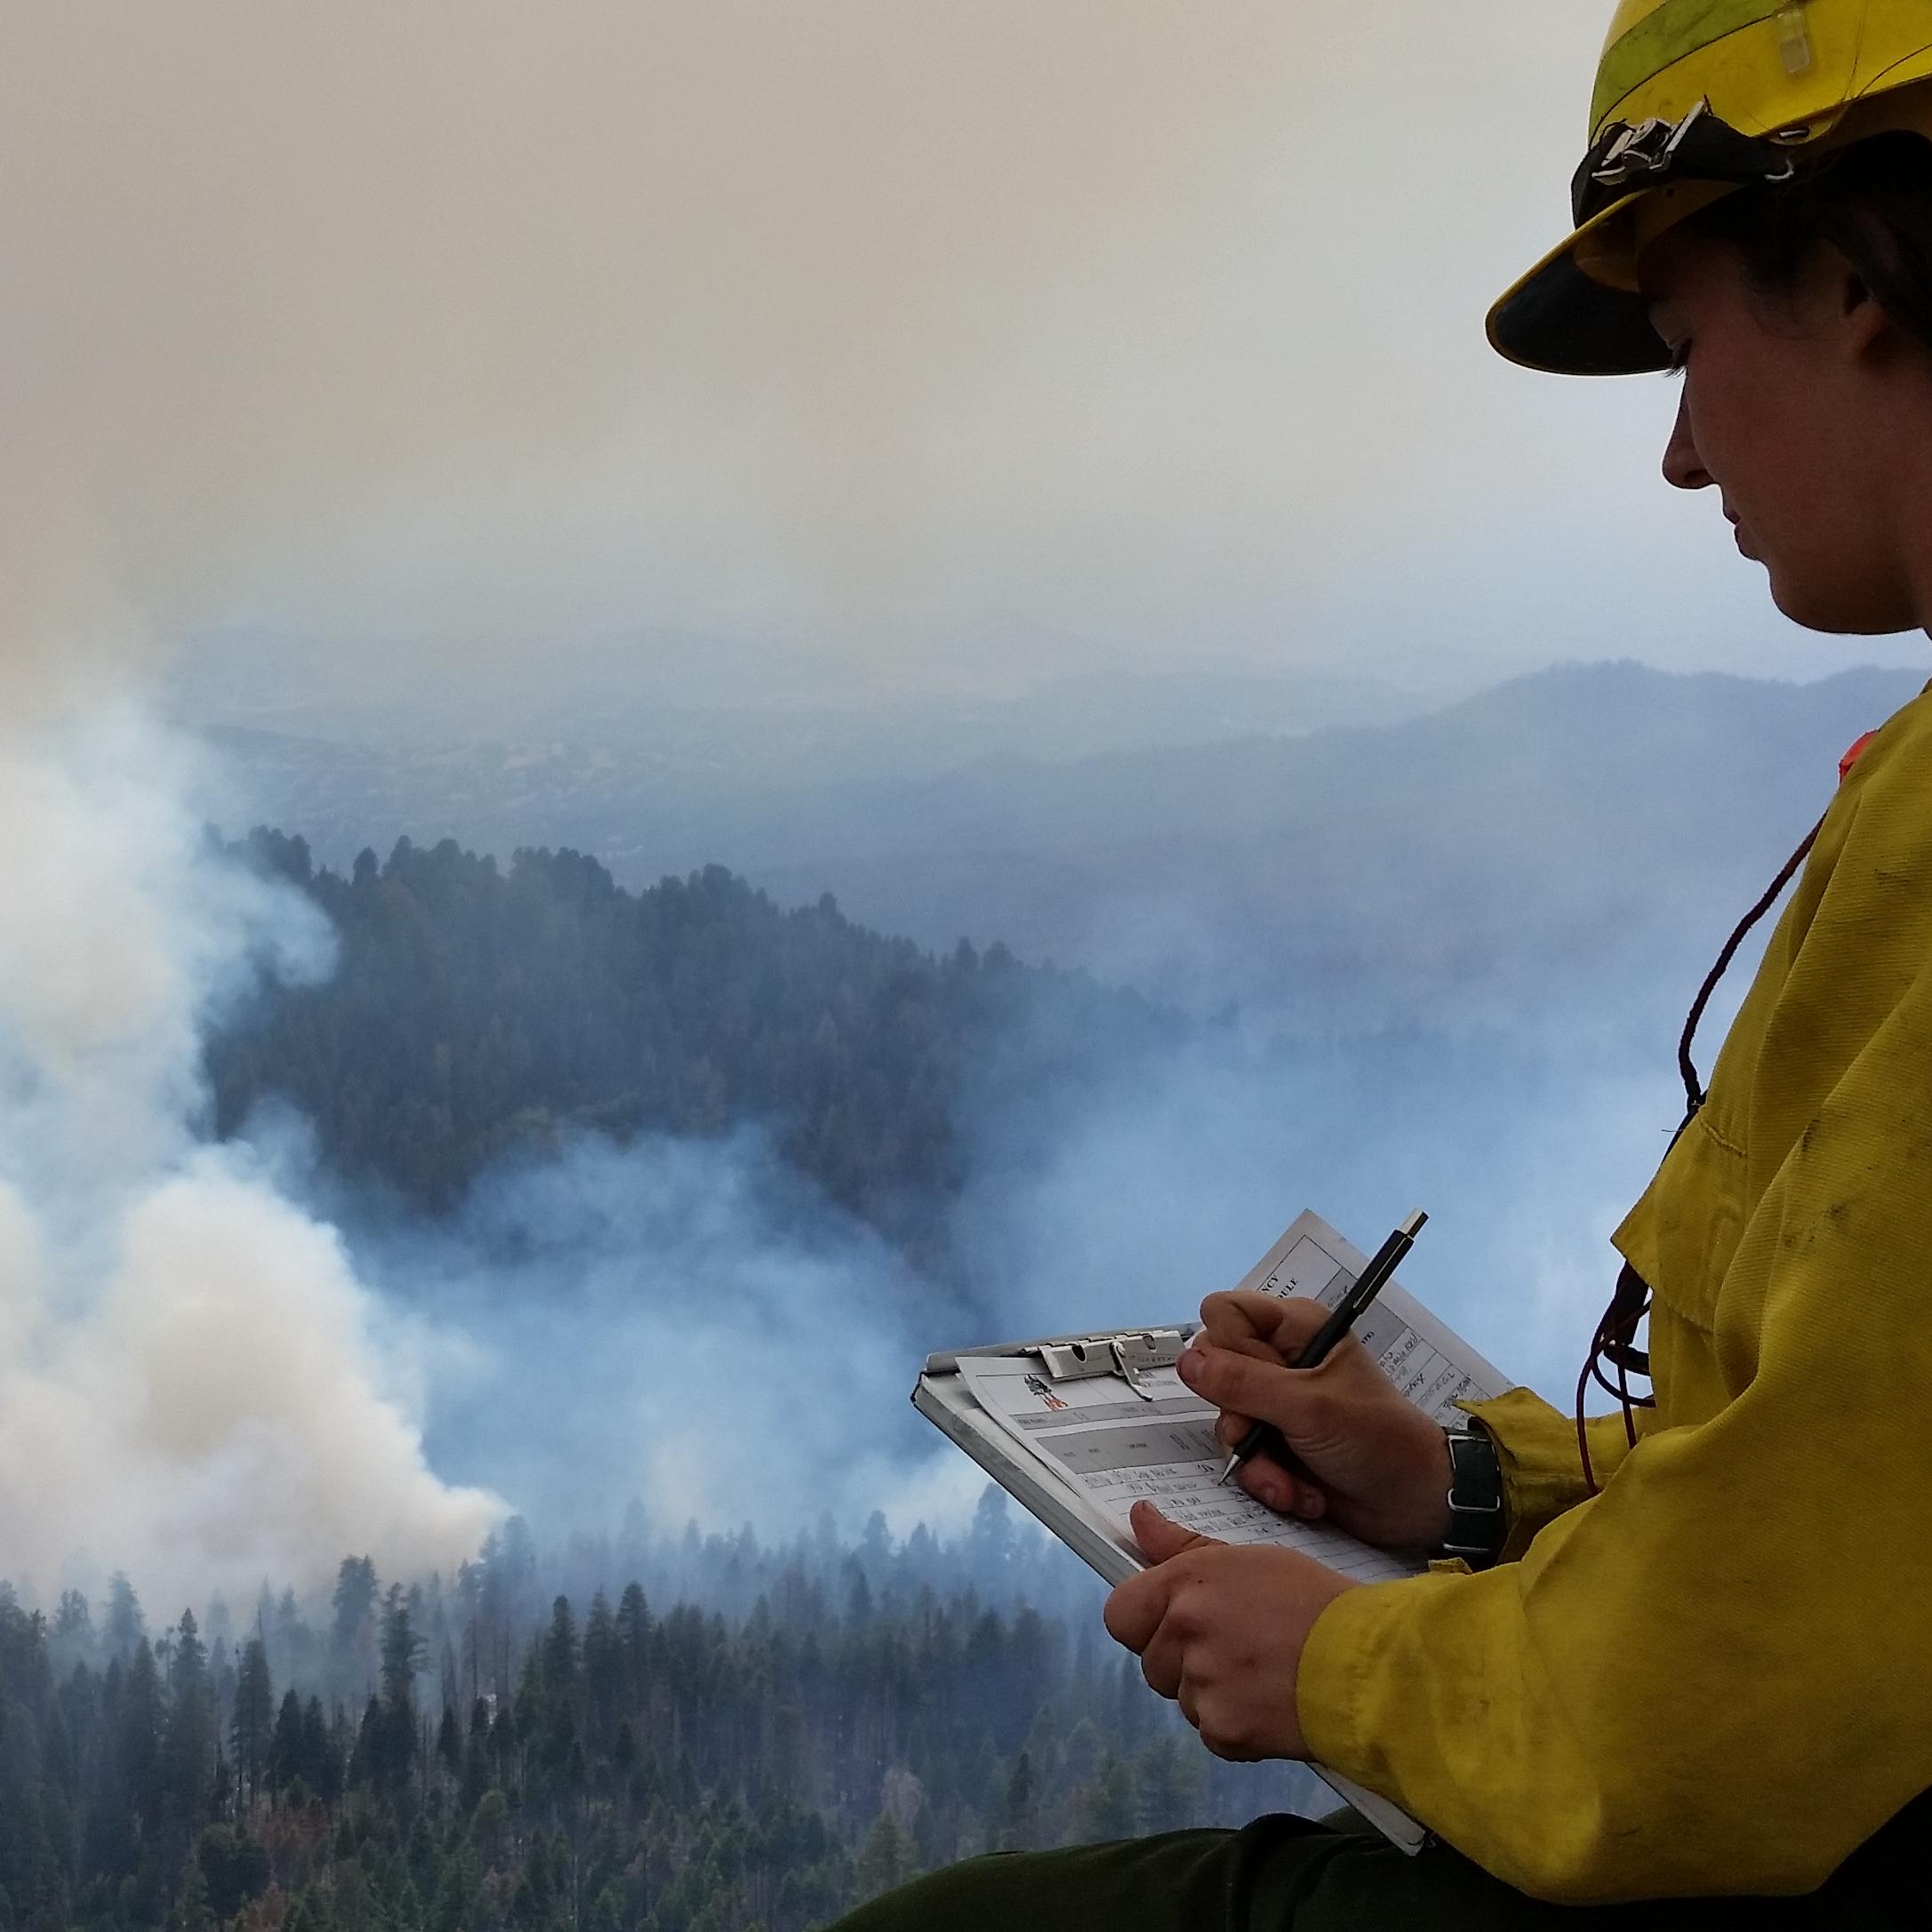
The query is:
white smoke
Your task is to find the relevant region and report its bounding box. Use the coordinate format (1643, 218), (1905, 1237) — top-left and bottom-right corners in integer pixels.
(358, 1126), (990, 1545)
(0, 701), (501, 1610)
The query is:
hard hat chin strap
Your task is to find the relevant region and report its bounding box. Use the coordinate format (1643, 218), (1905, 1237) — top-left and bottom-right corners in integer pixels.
(1572, 99), (1802, 228)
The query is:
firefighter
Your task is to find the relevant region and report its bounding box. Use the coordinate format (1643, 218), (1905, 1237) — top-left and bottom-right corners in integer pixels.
(833, 3), (1932, 1923)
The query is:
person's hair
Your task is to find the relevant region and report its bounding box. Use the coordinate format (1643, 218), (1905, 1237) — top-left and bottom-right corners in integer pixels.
(1688, 131), (1932, 354)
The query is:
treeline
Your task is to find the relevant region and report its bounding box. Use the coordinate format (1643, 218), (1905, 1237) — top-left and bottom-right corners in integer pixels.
(0, 1504), (1313, 1932)
(204, 832), (1169, 1254)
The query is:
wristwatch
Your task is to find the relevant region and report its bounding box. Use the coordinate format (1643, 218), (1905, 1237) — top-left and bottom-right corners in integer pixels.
(1436, 1424), (1505, 1568)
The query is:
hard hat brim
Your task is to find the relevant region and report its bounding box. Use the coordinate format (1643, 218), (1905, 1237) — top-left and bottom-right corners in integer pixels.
(1486, 197), (1669, 378)
(1490, 80), (1932, 377)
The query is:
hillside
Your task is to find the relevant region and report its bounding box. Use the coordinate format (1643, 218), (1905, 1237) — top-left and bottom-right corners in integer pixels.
(207, 834), (1170, 1249)
(745, 661), (1925, 1028)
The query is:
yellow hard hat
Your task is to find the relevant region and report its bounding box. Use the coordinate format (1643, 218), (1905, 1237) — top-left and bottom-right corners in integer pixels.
(1488, 0), (1932, 374)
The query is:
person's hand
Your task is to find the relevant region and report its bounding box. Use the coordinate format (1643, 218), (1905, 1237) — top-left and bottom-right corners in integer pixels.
(1181, 1289), (1453, 1551)
(1102, 1502), (1357, 1760)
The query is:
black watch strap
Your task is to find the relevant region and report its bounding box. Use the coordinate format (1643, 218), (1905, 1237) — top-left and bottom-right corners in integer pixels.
(1436, 1425), (1505, 1568)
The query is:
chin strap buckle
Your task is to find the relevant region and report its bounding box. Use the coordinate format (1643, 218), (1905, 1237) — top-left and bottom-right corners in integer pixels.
(1572, 98), (1800, 226)
(1589, 102), (1710, 196)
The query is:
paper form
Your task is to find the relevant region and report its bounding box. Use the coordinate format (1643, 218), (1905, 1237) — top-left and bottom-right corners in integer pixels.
(1231, 1209), (1511, 1424)
(956, 1357), (1418, 1582)
(954, 1210), (1510, 1583)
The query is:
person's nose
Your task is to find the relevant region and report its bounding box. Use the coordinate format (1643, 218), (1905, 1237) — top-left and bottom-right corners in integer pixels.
(1661, 387), (1713, 491)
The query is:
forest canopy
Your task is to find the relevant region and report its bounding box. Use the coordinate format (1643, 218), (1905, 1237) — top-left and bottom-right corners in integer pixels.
(206, 831), (1171, 1260)
(0, 1503), (1313, 1932)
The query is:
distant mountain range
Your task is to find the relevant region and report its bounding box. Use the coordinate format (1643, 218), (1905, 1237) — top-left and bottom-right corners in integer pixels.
(742, 661), (1928, 1028)
(173, 624), (1449, 774)
(187, 655), (1453, 894)
(199, 659), (1927, 1038)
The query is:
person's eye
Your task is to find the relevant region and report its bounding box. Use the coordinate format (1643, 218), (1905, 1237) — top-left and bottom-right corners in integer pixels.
(1664, 340), (1692, 379)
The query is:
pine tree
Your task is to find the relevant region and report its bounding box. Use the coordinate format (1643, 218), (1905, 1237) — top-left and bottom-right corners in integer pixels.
(380, 1585), (423, 1710)
(269, 1688), (306, 1800)
(164, 1610), (216, 1827)
(616, 1583), (651, 1703)
(1134, 1733), (1204, 1833)
(51, 1588), (94, 1664)
(998, 1751), (1039, 1851)
(581, 1590), (621, 1750)
(301, 1695), (341, 1803)
(231, 1636), (276, 1809)
(1075, 1753), (1138, 1841)
(104, 1573), (146, 1657)
(170, 1852), (212, 1932)
(540, 1595), (578, 1698)
(374, 1583), (423, 1795)
(349, 1696), (382, 1792)
(460, 1730), (493, 1813)
(331, 1556), (380, 1694)
(426, 1848), (477, 1932)
(468, 1789), (510, 1869)
(120, 1639), (167, 1832)
(854, 1811), (913, 1900)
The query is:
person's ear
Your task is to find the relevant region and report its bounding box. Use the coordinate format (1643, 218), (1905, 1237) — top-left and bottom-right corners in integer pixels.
(1832, 251), (1896, 365)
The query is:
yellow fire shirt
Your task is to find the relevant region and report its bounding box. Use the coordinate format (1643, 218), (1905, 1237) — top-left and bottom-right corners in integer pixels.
(1296, 683), (1932, 1903)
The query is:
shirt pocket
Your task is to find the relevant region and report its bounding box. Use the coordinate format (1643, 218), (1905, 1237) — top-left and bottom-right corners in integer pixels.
(1618, 1106), (1750, 1338)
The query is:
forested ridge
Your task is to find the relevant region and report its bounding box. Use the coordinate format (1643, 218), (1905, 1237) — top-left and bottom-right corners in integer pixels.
(206, 830), (1169, 1256)
(0, 1504), (1311, 1932)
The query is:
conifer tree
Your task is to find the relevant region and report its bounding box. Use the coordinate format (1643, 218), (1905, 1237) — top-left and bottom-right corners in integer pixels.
(52, 1588), (95, 1663)
(582, 1590), (622, 1749)
(164, 1611), (216, 1827)
(854, 1811), (913, 1900)
(426, 1847), (477, 1932)
(170, 1851), (212, 1932)
(376, 1583), (423, 1795)
(381, 1584), (423, 1709)
(540, 1595), (578, 1698)
(1075, 1753), (1138, 1842)
(1134, 1734), (1204, 1834)
(998, 1751), (1040, 1852)
(616, 1583), (651, 1703)
(231, 1636), (276, 1808)
(331, 1557), (380, 1694)
(269, 1688), (306, 1800)
(104, 1573), (146, 1657)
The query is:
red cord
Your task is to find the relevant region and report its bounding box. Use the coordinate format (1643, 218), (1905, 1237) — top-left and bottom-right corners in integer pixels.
(1576, 812), (1824, 1495)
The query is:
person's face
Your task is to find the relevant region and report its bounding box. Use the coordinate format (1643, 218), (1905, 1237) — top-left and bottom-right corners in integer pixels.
(1644, 223), (1919, 635)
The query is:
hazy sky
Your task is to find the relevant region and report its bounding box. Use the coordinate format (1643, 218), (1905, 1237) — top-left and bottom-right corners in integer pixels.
(5, 0), (1925, 715)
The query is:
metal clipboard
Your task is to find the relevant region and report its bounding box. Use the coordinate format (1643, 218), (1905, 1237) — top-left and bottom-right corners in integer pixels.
(912, 1322), (1430, 1855)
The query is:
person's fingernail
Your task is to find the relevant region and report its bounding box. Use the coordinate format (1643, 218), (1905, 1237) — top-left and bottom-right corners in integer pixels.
(1177, 1347), (1203, 1384)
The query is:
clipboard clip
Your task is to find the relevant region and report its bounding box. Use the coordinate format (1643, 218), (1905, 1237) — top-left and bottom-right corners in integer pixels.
(1031, 1329), (1190, 1400)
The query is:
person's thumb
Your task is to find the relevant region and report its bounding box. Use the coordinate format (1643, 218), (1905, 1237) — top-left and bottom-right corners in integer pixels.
(1129, 1500), (1222, 1564)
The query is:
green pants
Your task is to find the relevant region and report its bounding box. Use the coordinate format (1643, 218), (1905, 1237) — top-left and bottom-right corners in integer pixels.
(826, 1810), (1925, 1929)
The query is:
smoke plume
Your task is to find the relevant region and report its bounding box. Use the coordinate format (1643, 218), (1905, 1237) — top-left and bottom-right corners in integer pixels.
(0, 705), (501, 1609)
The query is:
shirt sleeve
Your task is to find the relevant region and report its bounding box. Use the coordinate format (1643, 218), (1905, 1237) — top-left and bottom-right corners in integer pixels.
(1461, 1386), (1638, 1561)
(1295, 954), (1932, 1903)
